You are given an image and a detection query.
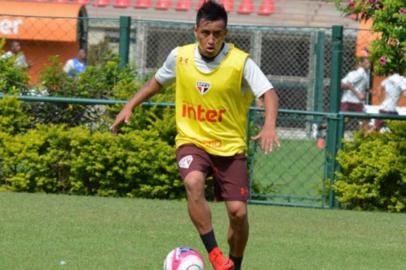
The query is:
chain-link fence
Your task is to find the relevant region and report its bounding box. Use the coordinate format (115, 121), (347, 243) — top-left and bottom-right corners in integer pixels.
(1, 15), (375, 111)
(1, 14), (405, 208)
(248, 108), (328, 207)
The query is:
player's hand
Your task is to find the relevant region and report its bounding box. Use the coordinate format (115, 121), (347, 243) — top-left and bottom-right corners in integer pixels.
(111, 108), (132, 134)
(357, 92), (365, 100)
(251, 125), (280, 154)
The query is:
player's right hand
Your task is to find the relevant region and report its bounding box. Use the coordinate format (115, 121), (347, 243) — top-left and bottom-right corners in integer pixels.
(111, 108), (132, 134)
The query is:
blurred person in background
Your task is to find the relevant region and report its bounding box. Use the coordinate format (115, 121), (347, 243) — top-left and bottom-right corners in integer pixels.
(64, 48), (87, 78)
(340, 56), (371, 130)
(1, 41), (31, 69)
(373, 73), (406, 131)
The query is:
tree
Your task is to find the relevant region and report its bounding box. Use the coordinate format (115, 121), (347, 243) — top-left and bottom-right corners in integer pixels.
(336, 0), (406, 75)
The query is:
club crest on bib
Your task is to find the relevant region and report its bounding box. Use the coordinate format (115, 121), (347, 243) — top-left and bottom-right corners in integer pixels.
(179, 155), (193, 169)
(196, 81), (211, 95)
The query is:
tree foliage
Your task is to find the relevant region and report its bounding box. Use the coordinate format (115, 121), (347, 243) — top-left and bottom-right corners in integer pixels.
(336, 0), (406, 75)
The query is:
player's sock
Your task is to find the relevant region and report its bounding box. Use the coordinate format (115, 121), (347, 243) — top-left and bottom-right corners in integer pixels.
(200, 230), (218, 253)
(229, 255), (243, 270)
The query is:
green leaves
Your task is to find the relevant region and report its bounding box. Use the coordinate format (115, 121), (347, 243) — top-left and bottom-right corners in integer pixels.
(0, 44), (182, 200)
(0, 41), (29, 94)
(336, 0), (406, 75)
(0, 124), (183, 199)
(0, 96), (32, 134)
(335, 121), (406, 212)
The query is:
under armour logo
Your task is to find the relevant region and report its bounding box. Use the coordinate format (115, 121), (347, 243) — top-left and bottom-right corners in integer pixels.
(240, 187), (249, 196)
(179, 57), (189, 64)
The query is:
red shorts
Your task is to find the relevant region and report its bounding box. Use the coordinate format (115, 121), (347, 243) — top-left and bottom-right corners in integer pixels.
(340, 102), (364, 112)
(176, 144), (249, 201)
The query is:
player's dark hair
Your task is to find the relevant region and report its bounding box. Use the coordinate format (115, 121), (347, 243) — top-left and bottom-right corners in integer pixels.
(10, 41), (20, 47)
(196, 0), (228, 27)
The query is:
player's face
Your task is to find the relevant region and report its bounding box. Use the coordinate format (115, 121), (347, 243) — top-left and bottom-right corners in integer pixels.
(361, 58), (371, 70)
(194, 19), (227, 59)
(78, 49), (86, 61)
(11, 42), (21, 53)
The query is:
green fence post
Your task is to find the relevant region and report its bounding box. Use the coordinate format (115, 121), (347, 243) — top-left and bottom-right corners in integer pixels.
(119, 16), (131, 68)
(314, 31), (325, 113)
(325, 25), (343, 208)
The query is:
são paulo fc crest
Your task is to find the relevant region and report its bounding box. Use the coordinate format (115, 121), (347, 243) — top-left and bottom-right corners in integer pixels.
(196, 81), (211, 95)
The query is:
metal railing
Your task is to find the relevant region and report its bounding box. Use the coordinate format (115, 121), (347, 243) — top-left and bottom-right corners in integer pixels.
(1, 14), (405, 208)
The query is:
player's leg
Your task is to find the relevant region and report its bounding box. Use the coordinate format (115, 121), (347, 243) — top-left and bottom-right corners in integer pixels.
(225, 200), (248, 270)
(184, 171), (235, 270)
(176, 144), (233, 270)
(184, 170), (212, 234)
(212, 153), (250, 270)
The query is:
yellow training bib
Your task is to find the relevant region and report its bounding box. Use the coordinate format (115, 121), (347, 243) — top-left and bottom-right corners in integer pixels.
(175, 43), (253, 156)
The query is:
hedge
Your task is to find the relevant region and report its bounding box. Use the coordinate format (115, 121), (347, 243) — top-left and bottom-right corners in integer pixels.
(0, 123), (185, 199)
(334, 121), (406, 212)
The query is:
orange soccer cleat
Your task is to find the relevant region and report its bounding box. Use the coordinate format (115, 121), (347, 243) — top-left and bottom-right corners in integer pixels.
(209, 247), (235, 270)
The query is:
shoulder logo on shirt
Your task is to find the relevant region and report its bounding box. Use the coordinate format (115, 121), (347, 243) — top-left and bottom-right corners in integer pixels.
(178, 155), (193, 169)
(178, 57), (189, 65)
(196, 81), (211, 95)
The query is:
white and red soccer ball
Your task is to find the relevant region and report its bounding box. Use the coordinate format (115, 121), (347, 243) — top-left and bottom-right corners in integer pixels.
(163, 246), (205, 270)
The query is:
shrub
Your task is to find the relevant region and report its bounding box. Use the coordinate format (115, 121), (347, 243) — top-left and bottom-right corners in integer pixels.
(0, 40), (29, 94)
(0, 124), (184, 199)
(26, 55), (139, 127)
(334, 121), (406, 212)
(0, 96), (32, 134)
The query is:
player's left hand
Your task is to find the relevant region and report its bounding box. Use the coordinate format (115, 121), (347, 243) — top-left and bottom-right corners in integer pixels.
(251, 125), (280, 154)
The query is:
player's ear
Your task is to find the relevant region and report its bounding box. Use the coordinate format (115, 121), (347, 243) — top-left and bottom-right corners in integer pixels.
(193, 26), (198, 39)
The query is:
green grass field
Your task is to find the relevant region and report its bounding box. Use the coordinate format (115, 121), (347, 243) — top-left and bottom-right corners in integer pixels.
(252, 139), (325, 204)
(1, 192), (405, 270)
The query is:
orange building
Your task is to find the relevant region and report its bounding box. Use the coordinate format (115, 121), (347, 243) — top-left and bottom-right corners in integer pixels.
(0, 1), (87, 83)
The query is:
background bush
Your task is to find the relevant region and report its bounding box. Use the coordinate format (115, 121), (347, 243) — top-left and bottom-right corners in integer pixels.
(0, 40), (30, 94)
(0, 44), (182, 199)
(0, 122), (184, 199)
(334, 121), (406, 212)
(0, 97), (32, 134)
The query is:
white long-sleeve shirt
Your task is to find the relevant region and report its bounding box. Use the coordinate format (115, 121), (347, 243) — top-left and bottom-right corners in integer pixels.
(155, 43), (273, 99)
(1, 51), (29, 68)
(341, 67), (369, 103)
(380, 74), (406, 112)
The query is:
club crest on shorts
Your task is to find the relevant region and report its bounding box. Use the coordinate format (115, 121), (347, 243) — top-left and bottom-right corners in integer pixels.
(196, 81), (211, 95)
(179, 155), (193, 169)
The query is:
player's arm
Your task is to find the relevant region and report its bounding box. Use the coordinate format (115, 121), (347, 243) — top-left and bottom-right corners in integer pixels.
(243, 58), (280, 154)
(111, 48), (177, 134)
(253, 89), (280, 154)
(341, 73), (365, 100)
(341, 82), (365, 100)
(111, 78), (162, 134)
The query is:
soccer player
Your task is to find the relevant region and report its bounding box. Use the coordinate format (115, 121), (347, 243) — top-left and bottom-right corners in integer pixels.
(340, 57), (371, 130)
(340, 57), (370, 112)
(111, 1), (279, 269)
(374, 73), (406, 131)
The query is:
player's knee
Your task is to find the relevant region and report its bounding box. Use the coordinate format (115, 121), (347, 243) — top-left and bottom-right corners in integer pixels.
(228, 205), (248, 224)
(184, 176), (205, 200)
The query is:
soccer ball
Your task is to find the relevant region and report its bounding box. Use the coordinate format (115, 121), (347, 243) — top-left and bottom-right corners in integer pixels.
(163, 246), (205, 270)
